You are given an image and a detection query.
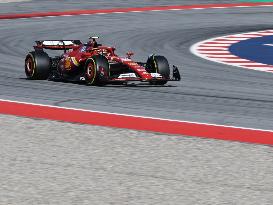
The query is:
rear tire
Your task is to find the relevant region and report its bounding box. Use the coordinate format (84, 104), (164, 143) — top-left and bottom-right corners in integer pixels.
(146, 55), (170, 85)
(25, 51), (50, 80)
(85, 55), (110, 86)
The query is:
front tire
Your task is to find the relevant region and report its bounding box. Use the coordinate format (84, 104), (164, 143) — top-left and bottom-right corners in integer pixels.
(146, 55), (170, 85)
(85, 55), (110, 86)
(25, 51), (50, 80)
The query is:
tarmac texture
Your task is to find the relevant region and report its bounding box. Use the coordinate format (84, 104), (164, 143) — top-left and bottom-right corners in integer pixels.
(1, 6), (273, 129)
(0, 1), (273, 204)
(1, 114), (273, 205)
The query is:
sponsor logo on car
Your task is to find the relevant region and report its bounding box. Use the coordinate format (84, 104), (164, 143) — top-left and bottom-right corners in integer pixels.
(71, 57), (79, 67)
(118, 73), (137, 78)
(80, 46), (87, 52)
(64, 58), (71, 70)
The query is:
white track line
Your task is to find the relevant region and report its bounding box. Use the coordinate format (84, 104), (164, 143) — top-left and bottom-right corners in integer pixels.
(1, 98), (273, 133)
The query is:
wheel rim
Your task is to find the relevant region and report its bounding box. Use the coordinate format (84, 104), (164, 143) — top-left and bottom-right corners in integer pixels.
(86, 61), (96, 82)
(26, 57), (34, 76)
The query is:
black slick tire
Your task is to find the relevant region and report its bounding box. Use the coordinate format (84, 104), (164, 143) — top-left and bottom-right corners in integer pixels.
(25, 51), (50, 80)
(84, 55), (110, 86)
(146, 55), (170, 85)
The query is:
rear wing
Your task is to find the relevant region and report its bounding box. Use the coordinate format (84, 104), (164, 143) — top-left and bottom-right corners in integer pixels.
(34, 40), (82, 51)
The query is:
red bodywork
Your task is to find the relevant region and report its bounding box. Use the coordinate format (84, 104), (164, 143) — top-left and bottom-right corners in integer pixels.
(35, 41), (160, 82)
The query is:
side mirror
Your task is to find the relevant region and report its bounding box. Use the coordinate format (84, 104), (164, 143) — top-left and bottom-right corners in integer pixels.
(126, 51), (134, 59)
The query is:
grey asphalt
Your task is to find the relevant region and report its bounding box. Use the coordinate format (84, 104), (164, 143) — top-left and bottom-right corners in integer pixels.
(0, 6), (273, 130)
(0, 1), (273, 204)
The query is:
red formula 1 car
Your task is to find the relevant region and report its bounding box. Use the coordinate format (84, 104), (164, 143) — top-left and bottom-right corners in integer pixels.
(25, 37), (181, 85)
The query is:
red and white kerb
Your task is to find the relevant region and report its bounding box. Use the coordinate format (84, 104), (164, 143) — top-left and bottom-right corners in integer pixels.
(191, 30), (273, 73)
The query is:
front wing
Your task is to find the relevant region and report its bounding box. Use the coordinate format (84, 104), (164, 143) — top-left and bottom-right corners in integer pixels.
(107, 66), (181, 84)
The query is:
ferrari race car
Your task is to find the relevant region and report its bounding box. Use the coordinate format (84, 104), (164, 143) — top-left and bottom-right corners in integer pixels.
(25, 38), (181, 85)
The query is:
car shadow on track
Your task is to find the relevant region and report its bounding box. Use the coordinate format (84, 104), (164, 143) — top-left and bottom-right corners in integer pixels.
(22, 78), (177, 88)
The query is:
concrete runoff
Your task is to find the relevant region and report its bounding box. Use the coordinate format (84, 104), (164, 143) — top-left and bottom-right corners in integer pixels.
(1, 114), (273, 204)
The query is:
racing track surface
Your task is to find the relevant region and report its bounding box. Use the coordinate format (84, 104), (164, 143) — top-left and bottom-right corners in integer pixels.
(0, 4), (273, 130)
(1, 1), (273, 204)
